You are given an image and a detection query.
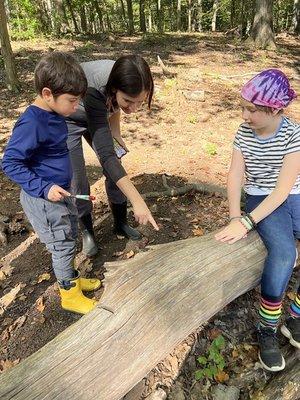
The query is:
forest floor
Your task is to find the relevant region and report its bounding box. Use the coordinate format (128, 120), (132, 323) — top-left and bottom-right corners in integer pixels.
(1, 32), (300, 399)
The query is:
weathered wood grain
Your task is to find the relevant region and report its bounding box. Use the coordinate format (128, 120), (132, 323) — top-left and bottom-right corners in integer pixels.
(0, 231), (267, 400)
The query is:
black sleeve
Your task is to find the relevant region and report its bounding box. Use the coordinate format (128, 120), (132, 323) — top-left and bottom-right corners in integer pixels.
(83, 87), (127, 183)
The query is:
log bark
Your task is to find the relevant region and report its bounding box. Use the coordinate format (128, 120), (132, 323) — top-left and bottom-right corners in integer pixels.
(0, 231), (268, 400)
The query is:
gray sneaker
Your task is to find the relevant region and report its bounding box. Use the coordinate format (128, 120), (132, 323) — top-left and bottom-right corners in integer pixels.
(281, 317), (300, 349)
(257, 327), (285, 372)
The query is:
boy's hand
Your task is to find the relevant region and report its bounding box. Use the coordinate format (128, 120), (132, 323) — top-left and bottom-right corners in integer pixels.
(47, 185), (71, 202)
(133, 201), (159, 231)
(215, 219), (248, 244)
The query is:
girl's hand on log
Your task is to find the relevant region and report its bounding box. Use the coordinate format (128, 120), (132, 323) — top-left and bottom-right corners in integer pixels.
(133, 200), (159, 231)
(215, 219), (248, 244)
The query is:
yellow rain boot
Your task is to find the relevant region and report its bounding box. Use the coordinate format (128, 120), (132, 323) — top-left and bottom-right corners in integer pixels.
(79, 276), (101, 292)
(58, 273), (97, 314)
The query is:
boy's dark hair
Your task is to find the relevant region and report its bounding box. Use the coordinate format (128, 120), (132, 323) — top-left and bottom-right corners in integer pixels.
(34, 52), (87, 97)
(106, 55), (154, 108)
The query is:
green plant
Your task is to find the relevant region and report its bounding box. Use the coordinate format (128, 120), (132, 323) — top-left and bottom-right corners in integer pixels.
(203, 142), (217, 156)
(195, 335), (226, 381)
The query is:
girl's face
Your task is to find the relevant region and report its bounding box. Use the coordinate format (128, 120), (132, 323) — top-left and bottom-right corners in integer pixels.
(115, 90), (148, 114)
(240, 98), (279, 135)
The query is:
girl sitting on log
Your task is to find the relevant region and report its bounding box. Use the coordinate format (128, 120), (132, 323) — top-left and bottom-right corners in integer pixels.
(215, 69), (300, 372)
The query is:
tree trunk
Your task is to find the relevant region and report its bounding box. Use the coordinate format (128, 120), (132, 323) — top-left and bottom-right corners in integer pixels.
(148, 8), (152, 31)
(0, 231), (269, 400)
(126, 0), (134, 34)
(93, 0), (105, 32)
(292, 0), (300, 34)
(157, 0), (163, 32)
(139, 0), (146, 32)
(65, 0), (79, 33)
(80, 4), (88, 33)
(211, 0), (219, 32)
(53, 0), (69, 35)
(230, 0), (235, 28)
(250, 0), (276, 49)
(177, 0), (181, 31)
(0, 0), (20, 92)
(196, 0), (202, 32)
(187, 0), (192, 32)
(119, 0), (129, 32)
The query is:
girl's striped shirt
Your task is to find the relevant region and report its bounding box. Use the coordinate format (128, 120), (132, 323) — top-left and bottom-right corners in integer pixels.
(234, 117), (300, 195)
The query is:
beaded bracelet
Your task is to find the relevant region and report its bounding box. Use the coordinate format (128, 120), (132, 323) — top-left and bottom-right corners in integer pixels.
(239, 217), (252, 232)
(245, 213), (257, 228)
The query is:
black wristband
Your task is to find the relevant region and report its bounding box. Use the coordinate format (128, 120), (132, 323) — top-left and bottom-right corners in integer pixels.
(245, 213), (257, 228)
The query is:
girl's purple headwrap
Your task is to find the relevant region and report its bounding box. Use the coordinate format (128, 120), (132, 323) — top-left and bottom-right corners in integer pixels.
(241, 69), (297, 109)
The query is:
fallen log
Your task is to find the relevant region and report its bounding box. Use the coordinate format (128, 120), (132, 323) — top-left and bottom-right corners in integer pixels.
(0, 230), (268, 400)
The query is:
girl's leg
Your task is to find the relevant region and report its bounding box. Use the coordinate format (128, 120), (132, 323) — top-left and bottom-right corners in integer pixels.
(246, 195), (296, 371)
(280, 195), (300, 348)
(246, 195), (296, 329)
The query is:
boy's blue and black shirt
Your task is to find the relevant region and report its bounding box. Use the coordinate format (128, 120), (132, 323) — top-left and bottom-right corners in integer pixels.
(2, 105), (72, 199)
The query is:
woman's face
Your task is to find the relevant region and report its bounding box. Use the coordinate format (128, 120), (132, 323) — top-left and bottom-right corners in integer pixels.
(115, 90), (148, 114)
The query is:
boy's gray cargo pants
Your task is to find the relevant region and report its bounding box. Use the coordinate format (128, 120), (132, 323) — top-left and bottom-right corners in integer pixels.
(20, 190), (77, 280)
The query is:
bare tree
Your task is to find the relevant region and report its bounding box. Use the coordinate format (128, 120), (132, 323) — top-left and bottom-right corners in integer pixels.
(177, 0), (181, 31)
(250, 0), (276, 49)
(187, 0), (192, 32)
(0, 0), (20, 92)
(157, 0), (163, 32)
(211, 0), (219, 32)
(292, 0), (300, 34)
(126, 0), (135, 34)
(196, 0), (203, 32)
(139, 0), (146, 32)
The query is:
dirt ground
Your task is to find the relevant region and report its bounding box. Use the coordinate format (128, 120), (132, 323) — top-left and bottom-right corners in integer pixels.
(1, 33), (300, 399)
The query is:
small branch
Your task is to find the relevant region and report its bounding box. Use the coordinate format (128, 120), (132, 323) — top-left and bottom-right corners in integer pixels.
(142, 182), (226, 200)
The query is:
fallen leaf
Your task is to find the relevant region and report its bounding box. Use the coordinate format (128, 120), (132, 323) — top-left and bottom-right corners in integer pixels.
(0, 284), (22, 315)
(36, 297), (45, 313)
(215, 370), (229, 383)
(18, 295), (27, 301)
(192, 228), (204, 236)
(0, 271), (6, 281)
(232, 349), (239, 358)
(208, 328), (222, 340)
(286, 291), (295, 300)
(37, 273), (51, 283)
(125, 250), (135, 259)
(0, 358), (20, 372)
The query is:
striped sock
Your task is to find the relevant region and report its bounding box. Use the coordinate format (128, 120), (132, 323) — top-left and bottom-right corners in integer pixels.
(289, 290), (300, 318)
(259, 297), (282, 330)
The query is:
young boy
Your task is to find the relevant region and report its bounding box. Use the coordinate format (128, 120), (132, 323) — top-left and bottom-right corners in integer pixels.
(2, 52), (100, 315)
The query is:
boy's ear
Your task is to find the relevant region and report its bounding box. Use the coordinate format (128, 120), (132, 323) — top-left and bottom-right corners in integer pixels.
(41, 87), (53, 101)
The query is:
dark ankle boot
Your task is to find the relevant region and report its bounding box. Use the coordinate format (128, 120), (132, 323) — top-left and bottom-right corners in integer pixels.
(110, 201), (142, 240)
(79, 214), (98, 257)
